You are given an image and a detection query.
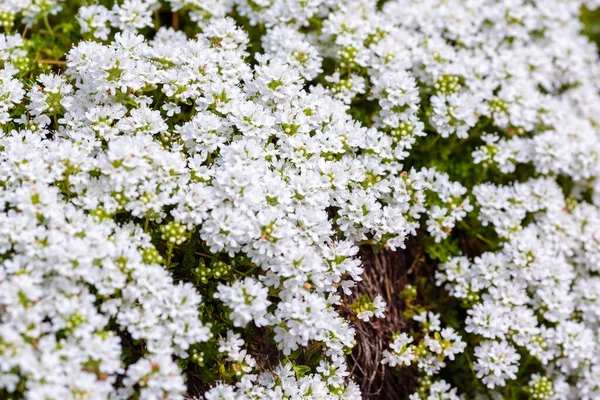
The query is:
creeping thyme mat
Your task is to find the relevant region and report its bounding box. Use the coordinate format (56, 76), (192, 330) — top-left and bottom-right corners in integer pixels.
(1, 1), (600, 399)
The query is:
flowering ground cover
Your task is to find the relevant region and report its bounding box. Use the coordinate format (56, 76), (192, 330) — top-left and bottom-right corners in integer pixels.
(1, 1), (600, 399)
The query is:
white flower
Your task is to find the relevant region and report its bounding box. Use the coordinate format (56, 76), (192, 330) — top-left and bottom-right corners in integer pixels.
(78, 5), (111, 40)
(382, 333), (416, 367)
(214, 278), (271, 328)
(373, 295), (386, 319)
(413, 312), (442, 332)
(473, 340), (521, 389)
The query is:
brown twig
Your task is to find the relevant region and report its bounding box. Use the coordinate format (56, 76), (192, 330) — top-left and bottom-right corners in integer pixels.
(342, 242), (423, 399)
(172, 12), (179, 31)
(37, 60), (67, 65)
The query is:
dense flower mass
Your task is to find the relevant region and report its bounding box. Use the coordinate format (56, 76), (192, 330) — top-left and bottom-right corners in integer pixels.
(1, 0), (600, 399)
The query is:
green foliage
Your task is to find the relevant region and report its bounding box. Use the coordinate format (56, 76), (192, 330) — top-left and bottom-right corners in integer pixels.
(582, 6), (600, 48)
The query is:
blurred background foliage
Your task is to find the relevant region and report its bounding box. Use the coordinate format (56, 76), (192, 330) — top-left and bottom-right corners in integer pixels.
(582, 6), (600, 47)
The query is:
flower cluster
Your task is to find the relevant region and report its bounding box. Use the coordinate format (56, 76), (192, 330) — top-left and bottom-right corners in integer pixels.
(382, 312), (465, 377)
(439, 181), (600, 395)
(1, 0), (600, 398)
(350, 294), (386, 322)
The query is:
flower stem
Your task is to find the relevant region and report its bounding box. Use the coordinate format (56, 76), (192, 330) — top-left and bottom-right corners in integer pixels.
(43, 13), (55, 38)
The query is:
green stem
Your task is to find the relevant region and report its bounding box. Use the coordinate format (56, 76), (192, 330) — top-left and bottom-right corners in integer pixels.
(153, 89), (164, 109)
(419, 134), (441, 152)
(474, 232), (496, 247)
(43, 13), (55, 38)
(464, 352), (483, 390)
(166, 244), (173, 268)
(154, 10), (161, 31)
(459, 220), (496, 247)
